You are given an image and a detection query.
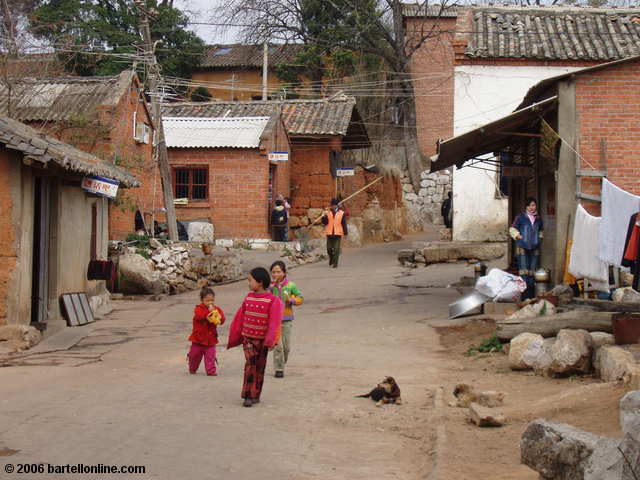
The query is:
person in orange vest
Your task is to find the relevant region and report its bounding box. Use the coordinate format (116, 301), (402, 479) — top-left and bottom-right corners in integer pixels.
(321, 198), (349, 268)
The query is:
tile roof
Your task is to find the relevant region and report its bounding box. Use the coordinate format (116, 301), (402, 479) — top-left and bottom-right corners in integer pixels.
(465, 6), (640, 61)
(163, 116), (271, 149)
(161, 96), (361, 137)
(401, 4), (459, 18)
(199, 44), (306, 69)
(0, 70), (135, 122)
(0, 114), (139, 186)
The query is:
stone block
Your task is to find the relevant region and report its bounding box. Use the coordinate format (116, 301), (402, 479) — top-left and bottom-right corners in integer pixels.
(595, 345), (637, 383)
(549, 329), (593, 376)
(469, 403), (505, 427)
(187, 222), (214, 243)
(509, 332), (545, 370)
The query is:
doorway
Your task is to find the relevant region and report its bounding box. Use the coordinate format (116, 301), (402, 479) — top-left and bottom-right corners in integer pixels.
(31, 177), (51, 329)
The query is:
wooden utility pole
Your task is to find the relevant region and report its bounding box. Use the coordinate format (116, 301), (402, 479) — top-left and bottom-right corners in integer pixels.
(262, 42), (268, 100)
(135, 0), (179, 241)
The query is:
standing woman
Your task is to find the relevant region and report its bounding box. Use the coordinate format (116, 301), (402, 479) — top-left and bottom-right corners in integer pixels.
(270, 261), (303, 378)
(509, 197), (544, 300)
(227, 267), (283, 407)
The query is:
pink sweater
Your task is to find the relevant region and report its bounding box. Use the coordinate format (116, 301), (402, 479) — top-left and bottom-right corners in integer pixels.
(227, 292), (283, 348)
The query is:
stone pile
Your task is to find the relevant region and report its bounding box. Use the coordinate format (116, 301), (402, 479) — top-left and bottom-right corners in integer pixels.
(521, 390), (640, 479)
(402, 170), (452, 229)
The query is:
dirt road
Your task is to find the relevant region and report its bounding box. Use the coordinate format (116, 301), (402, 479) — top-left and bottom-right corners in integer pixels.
(1, 235), (461, 480)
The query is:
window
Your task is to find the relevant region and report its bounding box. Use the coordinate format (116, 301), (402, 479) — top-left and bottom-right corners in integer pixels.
(173, 167), (208, 201)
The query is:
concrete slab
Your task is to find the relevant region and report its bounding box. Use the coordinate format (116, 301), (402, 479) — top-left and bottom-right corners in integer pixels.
(24, 325), (90, 355)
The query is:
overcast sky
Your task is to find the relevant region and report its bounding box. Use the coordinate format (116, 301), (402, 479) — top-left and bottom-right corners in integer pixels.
(174, 0), (242, 44)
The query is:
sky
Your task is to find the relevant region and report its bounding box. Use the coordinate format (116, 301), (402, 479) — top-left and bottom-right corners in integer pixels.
(174, 0), (242, 44)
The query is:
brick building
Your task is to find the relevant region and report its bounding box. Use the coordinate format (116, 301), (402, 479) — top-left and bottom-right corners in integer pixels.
(159, 115), (291, 238)
(403, 4), (640, 241)
(0, 114), (137, 331)
(160, 97), (410, 243)
(0, 70), (155, 240)
(431, 55), (640, 283)
(191, 44), (306, 101)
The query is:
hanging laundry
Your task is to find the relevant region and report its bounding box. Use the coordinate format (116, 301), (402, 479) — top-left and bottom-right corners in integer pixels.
(599, 178), (640, 268)
(570, 204), (609, 292)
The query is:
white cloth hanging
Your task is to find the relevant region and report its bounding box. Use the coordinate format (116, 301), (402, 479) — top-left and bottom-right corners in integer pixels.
(570, 204), (609, 292)
(599, 178), (640, 267)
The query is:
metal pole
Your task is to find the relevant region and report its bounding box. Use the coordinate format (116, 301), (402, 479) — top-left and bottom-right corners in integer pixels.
(135, 0), (178, 241)
(262, 42), (268, 100)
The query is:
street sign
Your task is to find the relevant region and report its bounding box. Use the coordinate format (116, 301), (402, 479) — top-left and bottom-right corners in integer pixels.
(81, 176), (120, 199)
(336, 168), (355, 177)
(268, 151), (289, 162)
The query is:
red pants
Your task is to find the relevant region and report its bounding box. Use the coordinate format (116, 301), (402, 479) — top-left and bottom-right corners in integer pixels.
(242, 338), (269, 400)
(188, 342), (217, 375)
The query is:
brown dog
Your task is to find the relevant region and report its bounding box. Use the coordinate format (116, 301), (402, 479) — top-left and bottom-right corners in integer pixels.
(356, 376), (402, 407)
(451, 383), (505, 408)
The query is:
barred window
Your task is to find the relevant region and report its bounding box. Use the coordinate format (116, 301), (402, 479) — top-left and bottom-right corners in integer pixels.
(173, 167), (208, 201)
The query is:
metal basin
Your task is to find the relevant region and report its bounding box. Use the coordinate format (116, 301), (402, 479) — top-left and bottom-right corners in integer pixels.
(449, 290), (490, 319)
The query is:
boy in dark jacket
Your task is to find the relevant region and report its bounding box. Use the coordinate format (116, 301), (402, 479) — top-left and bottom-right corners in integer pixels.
(271, 199), (287, 242)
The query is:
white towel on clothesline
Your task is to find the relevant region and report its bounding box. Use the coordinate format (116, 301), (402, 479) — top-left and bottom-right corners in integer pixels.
(570, 204), (609, 292)
(598, 178), (640, 268)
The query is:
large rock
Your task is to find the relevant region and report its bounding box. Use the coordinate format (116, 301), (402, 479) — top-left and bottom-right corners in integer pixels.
(532, 338), (556, 376)
(521, 420), (603, 479)
(612, 287), (640, 303)
(469, 403), (505, 427)
(509, 332), (545, 370)
(506, 300), (556, 321)
(549, 329), (593, 376)
(118, 254), (163, 295)
(187, 222), (214, 242)
(620, 390), (640, 443)
(589, 332), (615, 350)
(595, 345), (637, 383)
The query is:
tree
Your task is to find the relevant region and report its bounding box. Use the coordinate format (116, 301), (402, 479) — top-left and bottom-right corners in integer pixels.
(28, 0), (204, 79)
(219, 0), (458, 191)
(190, 85), (212, 102)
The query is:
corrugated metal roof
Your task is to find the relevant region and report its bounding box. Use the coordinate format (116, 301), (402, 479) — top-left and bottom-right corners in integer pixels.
(199, 43), (306, 69)
(402, 4), (459, 18)
(162, 96), (356, 136)
(163, 116), (270, 148)
(0, 71), (134, 122)
(466, 6), (640, 60)
(0, 114), (139, 186)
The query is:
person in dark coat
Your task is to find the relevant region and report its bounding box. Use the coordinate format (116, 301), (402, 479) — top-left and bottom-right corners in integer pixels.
(509, 197), (544, 300)
(441, 191), (453, 229)
(271, 199), (287, 242)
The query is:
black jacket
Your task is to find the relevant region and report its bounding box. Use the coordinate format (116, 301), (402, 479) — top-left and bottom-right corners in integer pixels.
(271, 206), (287, 227)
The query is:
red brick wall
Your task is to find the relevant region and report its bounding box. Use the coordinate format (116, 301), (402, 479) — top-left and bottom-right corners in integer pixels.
(290, 141), (337, 214)
(406, 16), (457, 156)
(165, 148), (272, 238)
(574, 60), (640, 216)
(0, 149), (18, 325)
(338, 170), (403, 216)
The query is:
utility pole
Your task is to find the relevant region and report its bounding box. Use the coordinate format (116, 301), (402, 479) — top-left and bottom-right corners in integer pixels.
(135, 0), (179, 241)
(262, 42), (268, 100)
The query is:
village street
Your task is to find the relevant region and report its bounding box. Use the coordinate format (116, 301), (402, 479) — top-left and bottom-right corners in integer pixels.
(0, 234), (467, 480)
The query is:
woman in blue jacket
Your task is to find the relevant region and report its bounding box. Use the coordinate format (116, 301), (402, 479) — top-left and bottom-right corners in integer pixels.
(509, 198), (544, 300)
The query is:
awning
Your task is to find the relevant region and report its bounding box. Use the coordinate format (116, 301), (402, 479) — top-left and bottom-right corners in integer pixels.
(430, 96), (557, 172)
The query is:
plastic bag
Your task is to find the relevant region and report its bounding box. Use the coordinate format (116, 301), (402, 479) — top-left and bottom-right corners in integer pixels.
(475, 268), (527, 302)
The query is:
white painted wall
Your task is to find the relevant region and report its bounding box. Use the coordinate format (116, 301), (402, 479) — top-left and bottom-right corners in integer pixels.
(452, 65), (581, 241)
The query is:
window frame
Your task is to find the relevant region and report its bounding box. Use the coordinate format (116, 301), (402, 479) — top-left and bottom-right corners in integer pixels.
(172, 165), (209, 202)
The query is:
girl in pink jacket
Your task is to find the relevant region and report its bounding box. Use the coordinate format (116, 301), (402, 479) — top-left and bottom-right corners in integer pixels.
(227, 267), (283, 407)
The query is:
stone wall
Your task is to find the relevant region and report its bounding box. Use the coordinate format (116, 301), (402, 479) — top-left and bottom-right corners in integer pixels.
(402, 169), (452, 230)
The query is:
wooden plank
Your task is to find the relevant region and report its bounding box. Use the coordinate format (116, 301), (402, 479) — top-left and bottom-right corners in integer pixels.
(496, 311), (614, 340)
(573, 297), (640, 313)
(576, 169), (607, 177)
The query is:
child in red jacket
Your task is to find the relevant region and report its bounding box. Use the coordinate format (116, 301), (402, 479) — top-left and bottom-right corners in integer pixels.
(188, 287), (226, 376)
(227, 267), (283, 407)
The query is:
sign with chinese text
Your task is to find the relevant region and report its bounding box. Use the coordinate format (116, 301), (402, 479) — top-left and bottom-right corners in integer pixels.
(268, 152), (289, 162)
(81, 176), (120, 199)
(336, 168), (355, 177)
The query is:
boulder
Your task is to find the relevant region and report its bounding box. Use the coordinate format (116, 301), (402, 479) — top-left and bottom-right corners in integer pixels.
(532, 338), (556, 376)
(549, 329), (593, 376)
(509, 332), (545, 370)
(549, 284), (575, 305)
(589, 332), (615, 349)
(521, 419), (602, 479)
(469, 403), (505, 427)
(595, 345), (637, 383)
(506, 300), (556, 321)
(118, 254), (163, 295)
(620, 390), (640, 443)
(612, 287), (640, 303)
